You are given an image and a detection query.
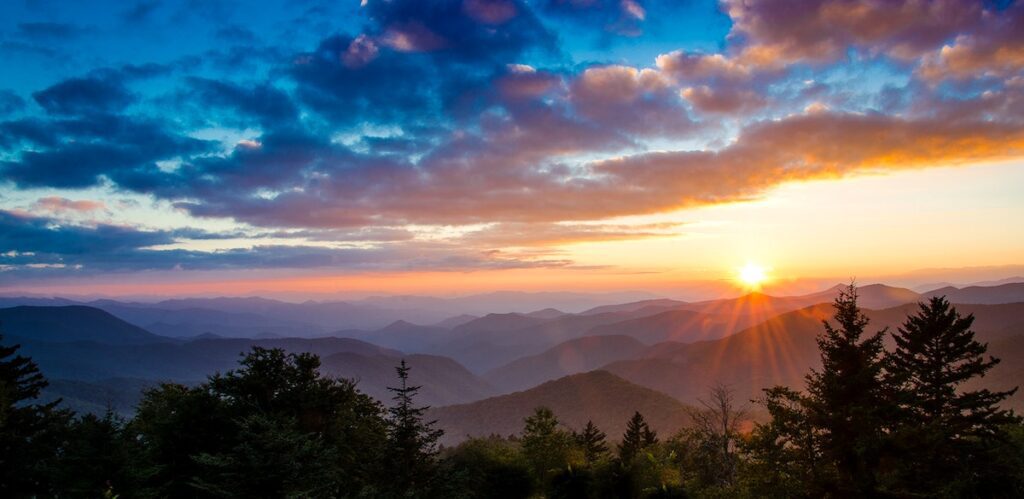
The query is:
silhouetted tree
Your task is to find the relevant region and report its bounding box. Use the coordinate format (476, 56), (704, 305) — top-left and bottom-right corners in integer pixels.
(618, 411), (658, 463)
(575, 420), (609, 465)
(804, 284), (891, 496)
(56, 411), (134, 498)
(743, 386), (821, 498)
(0, 333), (71, 497)
(887, 296), (1021, 495)
(383, 359), (444, 497)
(131, 347), (388, 497)
(687, 384), (748, 488)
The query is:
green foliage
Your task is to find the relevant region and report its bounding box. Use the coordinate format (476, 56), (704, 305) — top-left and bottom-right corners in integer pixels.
(574, 420), (609, 465)
(521, 407), (579, 491)
(619, 411), (658, 463)
(443, 436), (534, 499)
(380, 359), (446, 497)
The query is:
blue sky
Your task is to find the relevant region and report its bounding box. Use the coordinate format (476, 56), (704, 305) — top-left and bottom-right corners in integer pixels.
(1, 0), (1022, 297)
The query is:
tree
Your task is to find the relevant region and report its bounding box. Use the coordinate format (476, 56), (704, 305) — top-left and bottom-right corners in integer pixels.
(0, 333), (71, 497)
(130, 347), (389, 497)
(575, 420), (609, 465)
(444, 436), (534, 499)
(742, 386), (822, 498)
(56, 411), (135, 498)
(803, 284), (892, 496)
(887, 296), (1021, 495)
(687, 384), (748, 488)
(521, 407), (577, 489)
(382, 359), (444, 497)
(618, 411), (658, 463)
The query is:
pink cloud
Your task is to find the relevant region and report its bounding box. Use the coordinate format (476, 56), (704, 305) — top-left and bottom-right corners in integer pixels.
(31, 196), (106, 215)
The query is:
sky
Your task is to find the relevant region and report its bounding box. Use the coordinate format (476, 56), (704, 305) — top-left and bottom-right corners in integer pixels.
(1, 0), (1023, 300)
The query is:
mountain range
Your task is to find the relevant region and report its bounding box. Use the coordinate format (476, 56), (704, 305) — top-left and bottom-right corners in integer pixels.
(2, 281), (1022, 442)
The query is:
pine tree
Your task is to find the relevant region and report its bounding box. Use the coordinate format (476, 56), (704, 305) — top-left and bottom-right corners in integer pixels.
(384, 359), (444, 496)
(803, 284), (891, 496)
(888, 296), (1021, 495)
(0, 333), (72, 497)
(618, 411), (657, 462)
(521, 407), (575, 485)
(575, 420), (609, 464)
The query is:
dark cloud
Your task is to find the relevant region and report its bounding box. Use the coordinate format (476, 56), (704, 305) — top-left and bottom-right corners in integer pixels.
(16, 22), (90, 40)
(32, 76), (135, 115)
(0, 91), (26, 116)
(365, 0), (555, 64)
(0, 114), (214, 189)
(291, 34), (438, 126)
(186, 77), (299, 127)
(537, 0), (647, 36)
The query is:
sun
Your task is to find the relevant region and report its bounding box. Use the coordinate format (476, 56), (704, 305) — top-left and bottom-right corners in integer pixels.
(737, 262), (770, 289)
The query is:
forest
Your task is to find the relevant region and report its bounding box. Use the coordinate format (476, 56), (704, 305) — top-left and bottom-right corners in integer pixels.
(2, 286), (1023, 498)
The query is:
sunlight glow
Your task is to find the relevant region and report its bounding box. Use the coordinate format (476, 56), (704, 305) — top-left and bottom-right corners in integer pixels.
(737, 262), (770, 290)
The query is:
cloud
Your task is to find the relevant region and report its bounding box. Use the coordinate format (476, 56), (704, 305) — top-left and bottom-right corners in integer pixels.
(917, 3), (1024, 82)
(723, 0), (983, 65)
(32, 75), (135, 115)
(680, 85), (766, 114)
(16, 22), (90, 41)
(538, 0), (648, 36)
(185, 77), (299, 127)
(0, 114), (214, 189)
(30, 197), (107, 215)
(570, 65), (693, 136)
(0, 209), (568, 277)
(460, 221), (684, 247)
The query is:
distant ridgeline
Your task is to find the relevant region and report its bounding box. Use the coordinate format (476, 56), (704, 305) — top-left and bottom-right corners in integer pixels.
(1, 283), (1024, 496)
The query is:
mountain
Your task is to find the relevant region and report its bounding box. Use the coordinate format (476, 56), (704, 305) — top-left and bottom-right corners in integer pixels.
(429, 370), (692, 446)
(525, 308), (567, 319)
(605, 305), (829, 405)
(922, 283), (1024, 305)
(580, 299), (686, 316)
(320, 352), (494, 407)
(678, 283), (921, 320)
(484, 335), (648, 393)
(969, 333), (1024, 413)
(344, 320), (456, 353)
(442, 308), (696, 372)
(358, 290), (659, 315)
(16, 336), (403, 383)
(604, 301), (1024, 406)
(0, 306), (170, 344)
(451, 313), (549, 335)
(433, 314), (479, 329)
(91, 302), (321, 338)
(584, 309), (756, 345)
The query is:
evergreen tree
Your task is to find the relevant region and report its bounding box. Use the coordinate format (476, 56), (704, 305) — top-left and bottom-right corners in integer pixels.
(618, 411), (658, 463)
(887, 296), (1021, 495)
(57, 411), (135, 498)
(803, 284), (891, 496)
(521, 407), (576, 488)
(384, 359), (444, 497)
(0, 333), (71, 497)
(743, 386), (823, 498)
(575, 420), (609, 465)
